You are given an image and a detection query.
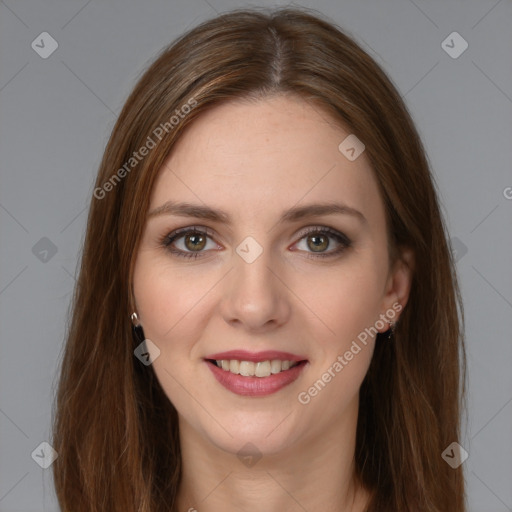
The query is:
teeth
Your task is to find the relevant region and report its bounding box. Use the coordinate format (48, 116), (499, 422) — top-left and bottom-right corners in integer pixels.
(255, 361), (271, 377)
(214, 359), (298, 377)
(239, 361), (254, 376)
(270, 360), (282, 374)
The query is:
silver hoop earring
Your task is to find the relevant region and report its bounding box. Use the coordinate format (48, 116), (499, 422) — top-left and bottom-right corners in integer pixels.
(131, 312), (145, 344)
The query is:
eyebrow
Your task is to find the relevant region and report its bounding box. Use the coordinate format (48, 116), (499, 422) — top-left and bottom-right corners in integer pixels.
(147, 200), (367, 225)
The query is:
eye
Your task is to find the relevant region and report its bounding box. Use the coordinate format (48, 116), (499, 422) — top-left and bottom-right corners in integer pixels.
(292, 227), (352, 258)
(161, 227), (220, 259)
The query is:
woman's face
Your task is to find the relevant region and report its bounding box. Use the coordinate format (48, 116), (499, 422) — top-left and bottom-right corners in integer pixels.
(133, 94), (411, 457)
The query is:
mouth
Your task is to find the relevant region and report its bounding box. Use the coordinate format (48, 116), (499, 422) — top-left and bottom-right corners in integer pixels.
(204, 350), (308, 396)
(206, 358), (304, 377)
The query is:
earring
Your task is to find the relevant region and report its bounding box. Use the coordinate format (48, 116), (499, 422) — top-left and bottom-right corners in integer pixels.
(131, 312), (146, 344)
(386, 320), (396, 340)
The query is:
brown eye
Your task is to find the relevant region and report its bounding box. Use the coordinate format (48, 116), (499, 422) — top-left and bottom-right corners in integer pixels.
(307, 233), (329, 252)
(184, 233), (207, 251)
(294, 227), (352, 259)
(162, 227), (218, 259)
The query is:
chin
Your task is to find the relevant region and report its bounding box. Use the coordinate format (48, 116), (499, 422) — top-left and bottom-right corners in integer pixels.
(188, 408), (303, 457)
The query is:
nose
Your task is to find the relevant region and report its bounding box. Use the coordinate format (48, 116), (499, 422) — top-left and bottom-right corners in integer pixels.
(219, 245), (292, 333)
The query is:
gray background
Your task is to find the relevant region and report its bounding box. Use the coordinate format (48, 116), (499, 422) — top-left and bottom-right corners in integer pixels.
(1, 0), (511, 510)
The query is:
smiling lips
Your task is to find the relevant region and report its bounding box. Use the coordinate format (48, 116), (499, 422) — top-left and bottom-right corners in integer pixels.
(205, 350), (308, 396)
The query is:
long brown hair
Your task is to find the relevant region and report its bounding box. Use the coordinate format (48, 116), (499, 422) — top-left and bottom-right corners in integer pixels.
(51, 7), (467, 511)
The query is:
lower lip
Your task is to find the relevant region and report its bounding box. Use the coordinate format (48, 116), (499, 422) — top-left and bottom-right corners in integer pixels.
(206, 360), (307, 397)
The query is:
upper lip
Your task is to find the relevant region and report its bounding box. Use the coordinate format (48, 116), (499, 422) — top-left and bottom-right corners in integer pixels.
(205, 350), (307, 362)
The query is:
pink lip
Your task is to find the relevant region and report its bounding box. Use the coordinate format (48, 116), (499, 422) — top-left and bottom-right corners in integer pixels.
(204, 350), (308, 397)
(205, 350), (307, 363)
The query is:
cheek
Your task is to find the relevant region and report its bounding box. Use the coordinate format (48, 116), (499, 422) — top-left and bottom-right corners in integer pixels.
(133, 252), (215, 344)
(292, 259), (385, 347)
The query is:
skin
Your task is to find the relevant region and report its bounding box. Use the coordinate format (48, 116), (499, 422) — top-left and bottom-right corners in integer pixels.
(132, 94), (414, 512)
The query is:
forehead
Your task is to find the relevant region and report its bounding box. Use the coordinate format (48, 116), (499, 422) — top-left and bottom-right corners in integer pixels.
(150, 94), (383, 224)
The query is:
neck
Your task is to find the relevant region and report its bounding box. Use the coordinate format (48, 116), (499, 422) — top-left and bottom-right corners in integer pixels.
(176, 397), (371, 512)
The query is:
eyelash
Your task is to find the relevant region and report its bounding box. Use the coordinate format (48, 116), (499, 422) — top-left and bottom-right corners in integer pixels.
(159, 225), (352, 260)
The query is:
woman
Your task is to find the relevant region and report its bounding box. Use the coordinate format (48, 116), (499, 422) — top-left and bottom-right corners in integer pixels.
(52, 7), (467, 511)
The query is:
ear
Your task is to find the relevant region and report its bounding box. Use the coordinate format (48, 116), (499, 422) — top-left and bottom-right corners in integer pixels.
(377, 247), (415, 332)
